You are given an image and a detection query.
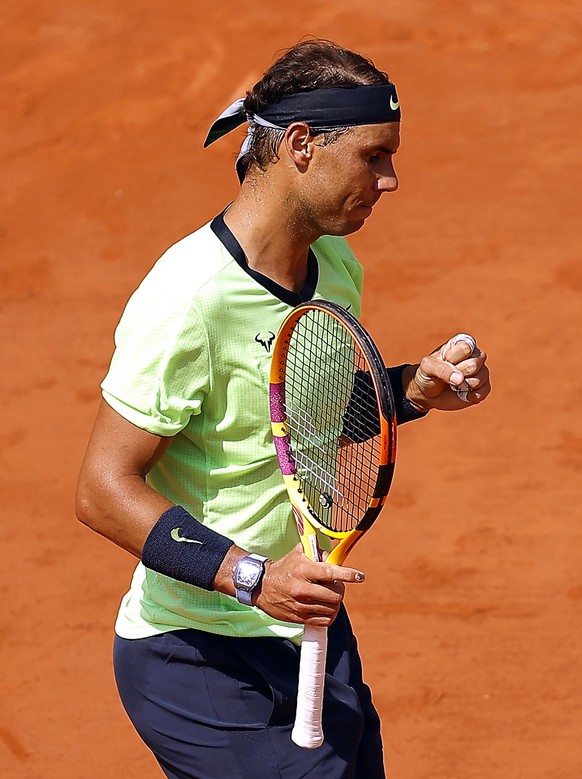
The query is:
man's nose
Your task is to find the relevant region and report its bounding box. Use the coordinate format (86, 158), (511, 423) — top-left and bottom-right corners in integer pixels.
(376, 160), (398, 192)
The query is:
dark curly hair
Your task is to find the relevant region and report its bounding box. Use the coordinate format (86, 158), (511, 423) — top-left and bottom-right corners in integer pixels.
(238, 39), (391, 179)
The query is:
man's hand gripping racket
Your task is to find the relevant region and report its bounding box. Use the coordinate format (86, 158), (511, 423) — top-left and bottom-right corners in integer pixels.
(269, 301), (397, 749)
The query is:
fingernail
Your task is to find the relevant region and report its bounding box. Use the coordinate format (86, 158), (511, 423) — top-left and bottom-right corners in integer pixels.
(450, 371), (463, 385)
(355, 572), (365, 582)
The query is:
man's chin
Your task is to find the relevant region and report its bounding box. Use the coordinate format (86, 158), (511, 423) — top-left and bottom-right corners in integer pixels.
(340, 218), (367, 236)
(321, 213), (368, 238)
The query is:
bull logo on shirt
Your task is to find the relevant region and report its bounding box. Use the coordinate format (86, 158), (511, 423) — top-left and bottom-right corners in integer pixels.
(255, 331), (276, 353)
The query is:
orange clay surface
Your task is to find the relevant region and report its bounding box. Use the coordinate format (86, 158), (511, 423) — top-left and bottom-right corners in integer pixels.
(2, 2), (582, 777)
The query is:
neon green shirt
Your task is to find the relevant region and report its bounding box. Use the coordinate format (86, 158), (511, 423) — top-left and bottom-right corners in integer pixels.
(102, 214), (363, 642)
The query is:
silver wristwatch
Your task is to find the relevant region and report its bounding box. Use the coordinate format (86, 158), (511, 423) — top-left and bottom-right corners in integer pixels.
(233, 553), (268, 606)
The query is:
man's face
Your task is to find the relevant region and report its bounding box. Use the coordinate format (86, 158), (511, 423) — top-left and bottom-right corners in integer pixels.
(298, 122), (400, 237)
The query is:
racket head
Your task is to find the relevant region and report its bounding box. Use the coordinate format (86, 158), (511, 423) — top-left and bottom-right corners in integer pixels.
(269, 300), (397, 563)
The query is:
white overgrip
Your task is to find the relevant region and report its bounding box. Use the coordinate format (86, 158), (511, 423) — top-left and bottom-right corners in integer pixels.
(291, 624), (328, 748)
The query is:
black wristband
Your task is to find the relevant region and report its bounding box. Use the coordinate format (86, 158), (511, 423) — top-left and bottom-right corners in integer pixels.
(386, 364), (429, 425)
(141, 505), (234, 591)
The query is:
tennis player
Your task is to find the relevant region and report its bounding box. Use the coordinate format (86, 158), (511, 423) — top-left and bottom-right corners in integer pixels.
(76, 39), (490, 779)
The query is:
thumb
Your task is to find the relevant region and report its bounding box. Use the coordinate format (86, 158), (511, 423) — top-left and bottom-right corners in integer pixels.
(439, 333), (476, 366)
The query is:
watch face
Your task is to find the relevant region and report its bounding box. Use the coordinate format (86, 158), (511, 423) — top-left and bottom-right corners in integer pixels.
(235, 559), (263, 590)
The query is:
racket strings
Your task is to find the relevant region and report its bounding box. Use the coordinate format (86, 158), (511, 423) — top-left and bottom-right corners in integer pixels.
(284, 401), (344, 504)
(284, 309), (383, 533)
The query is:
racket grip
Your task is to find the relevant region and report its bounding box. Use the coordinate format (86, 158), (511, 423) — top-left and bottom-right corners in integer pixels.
(291, 624), (328, 749)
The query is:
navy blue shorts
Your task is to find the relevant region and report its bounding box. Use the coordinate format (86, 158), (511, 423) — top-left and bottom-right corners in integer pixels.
(113, 606), (385, 779)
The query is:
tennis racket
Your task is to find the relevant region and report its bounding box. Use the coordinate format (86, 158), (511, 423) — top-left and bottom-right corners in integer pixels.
(269, 300), (397, 749)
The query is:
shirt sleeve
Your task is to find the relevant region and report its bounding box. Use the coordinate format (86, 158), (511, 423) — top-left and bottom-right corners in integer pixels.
(101, 284), (211, 436)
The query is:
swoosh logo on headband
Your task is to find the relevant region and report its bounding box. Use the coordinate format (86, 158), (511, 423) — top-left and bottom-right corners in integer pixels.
(390, 96), (399, 111)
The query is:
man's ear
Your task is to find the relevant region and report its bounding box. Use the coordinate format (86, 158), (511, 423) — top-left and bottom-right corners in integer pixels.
(283, 122), (315, 169)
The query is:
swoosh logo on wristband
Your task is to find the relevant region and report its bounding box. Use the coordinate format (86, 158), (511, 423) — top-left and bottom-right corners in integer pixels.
(171, 527), (204, 544)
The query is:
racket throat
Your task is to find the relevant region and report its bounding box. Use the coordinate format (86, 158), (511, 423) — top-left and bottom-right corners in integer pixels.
(308, 533), (322, 562)
(325, 529), (364, 566)
(294, 508), (324, 562)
